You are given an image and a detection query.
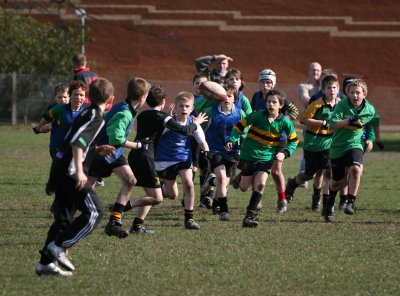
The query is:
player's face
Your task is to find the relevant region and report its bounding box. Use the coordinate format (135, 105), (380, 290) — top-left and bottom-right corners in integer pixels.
(266, 95), (283, 115)
(227, 75), (241, 91)
(176, 100), (194, 117)
(193, 77), (208, 95)
(216, 59), (229, 72)
(323, 82), (339, 101)
(55, 90), (70, 105)
(348, 86), (366, 108)
(222, 92), (235, 110)
(259, 79), (273, 93)
(70, 87), (86, 109)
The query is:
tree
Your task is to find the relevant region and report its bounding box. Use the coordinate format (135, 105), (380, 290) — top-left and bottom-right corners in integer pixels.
(0, 7), (79, 75)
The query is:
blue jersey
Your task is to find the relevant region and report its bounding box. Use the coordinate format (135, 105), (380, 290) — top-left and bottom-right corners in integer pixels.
(206, 104), (242, 157)
(155, 116), (193, 163)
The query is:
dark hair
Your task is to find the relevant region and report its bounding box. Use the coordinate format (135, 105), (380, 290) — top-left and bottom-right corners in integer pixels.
(72, 53), (87, 67)
(192, 72), (208, 84)
(126, 77), (151, 101)
(321, 75), (339, 90)
(88, 78), (114, 104)
(146, 85), (167, 108)
(69, 80), (88, 96)
(224, 84), (238, 102)
(342, 76), (357, 96)
(265, 89), (286, 105)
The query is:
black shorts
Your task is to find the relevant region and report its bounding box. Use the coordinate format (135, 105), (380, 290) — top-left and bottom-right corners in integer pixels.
(197, 150), (209, 171)
(128, 150), (161, 188)
(237, 159), (273, 176)
(304, 149), (331, 177)
(210, 153), (236, 178)
(190, 137), (199, 167)
(157, 159), (192, 180)
(89, 155), (128, 178)
(331, 148), (364, 181)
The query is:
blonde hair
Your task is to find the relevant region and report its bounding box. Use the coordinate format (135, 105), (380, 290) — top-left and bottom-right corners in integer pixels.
(174, 91), (194, 105)
(348, 79), (368, 97)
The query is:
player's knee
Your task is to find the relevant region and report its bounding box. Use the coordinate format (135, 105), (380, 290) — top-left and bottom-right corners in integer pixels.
(255, 182), (266, 192)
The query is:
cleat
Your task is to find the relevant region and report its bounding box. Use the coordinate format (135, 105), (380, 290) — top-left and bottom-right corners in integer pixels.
(35, 262), (73, 276)
(242, 216), (259, 228)
(200, 173), (216, 196)
(105, 221), (129, 238)
(96, 178), (105, 187)
(285, 177), (296, 203)
(219, 212), (230, 221)
(129, 226), (156, 234)
(324, 206), (335, 223)
(344, 199), (356, 215)
(311, 194), (321, 212)
(231, 172), (241, 189)
(185, 219), (200, 230)
(338, 196), (348, 211)
(276, 199), (288, 213)
(200, 196), (213, 209)
(47, 241), (75, 271)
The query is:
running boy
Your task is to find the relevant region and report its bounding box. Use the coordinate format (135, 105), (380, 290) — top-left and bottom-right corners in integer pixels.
(200, 85), (246, 221)
(155, 91), (209, 229)
(124, 85), (207, 234)
(324, 78), (375, 222)
(35, 78), (115, 276)
(226, 89), (298, 228)
(87, 78), (151, 238)
(285, 75), (341, 212)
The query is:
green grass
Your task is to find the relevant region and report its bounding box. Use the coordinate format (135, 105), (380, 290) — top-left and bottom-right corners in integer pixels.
(0, 125), (399, 296)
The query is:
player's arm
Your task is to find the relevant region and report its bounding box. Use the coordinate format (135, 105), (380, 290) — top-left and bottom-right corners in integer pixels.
(241, 96), (253, 115)
(284, 99), (300, 120)
(282, 119), (299, 159)
(72, 144), (86, 191)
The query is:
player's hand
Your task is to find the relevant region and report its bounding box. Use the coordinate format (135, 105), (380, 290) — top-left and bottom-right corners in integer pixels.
(348, 114), (360, 125)
(275, 152), (285, 162)
(136, 138), (151, 151)
(225, 141), (233, 151)
(168, 103), (176, 116)
(194, 112), (208, 125)
(31, 123), (41, 134)
(75, 171), (88, 191)
(365, 140), (373, 153)
(96, 145), (115, 157)
(216, 54), (233, 62)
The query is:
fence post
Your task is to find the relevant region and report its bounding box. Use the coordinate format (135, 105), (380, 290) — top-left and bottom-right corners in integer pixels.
(11, 71), (17, 125)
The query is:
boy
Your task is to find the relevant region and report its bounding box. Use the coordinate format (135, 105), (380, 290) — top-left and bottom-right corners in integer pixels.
(226, 89), (298, 228)
(35, 78), (115, 276)
(324, 78), (375, 222)
(245, 69), (299, 213)
(285, 75), (341, 212)
(155, 91), (209, 229)
(200, 85), (246, 221)
(33, 81), (87, 159)
(124, 85), (207, 234)
(87, 78), (151, 238)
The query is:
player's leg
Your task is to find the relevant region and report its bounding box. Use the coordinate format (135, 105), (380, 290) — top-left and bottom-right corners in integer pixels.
(179, 168), (200, 229)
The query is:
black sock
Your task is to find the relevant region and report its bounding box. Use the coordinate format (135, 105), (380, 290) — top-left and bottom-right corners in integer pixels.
(208, 176), (216, 187)
(328, 188), (339, 207)
(124, 201), (132, 212)
(200, 175), (205, 187)
(110, 202), (125, 222)
(247, 191), (262, 213)
(218, 197), (228, 213)
(192, 171), (196, 182)
(132, 217), (144, 230)
(347, 194), (356, 203)
(184, 209), (194, 221)
(212, 197), (219, 208)
(313, 186), (321, 196)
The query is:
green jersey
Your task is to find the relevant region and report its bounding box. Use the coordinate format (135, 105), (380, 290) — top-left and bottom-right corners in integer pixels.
(301, 97), (340, 152)
(228, 110), (298, 162)
(329, 98), (375, 159)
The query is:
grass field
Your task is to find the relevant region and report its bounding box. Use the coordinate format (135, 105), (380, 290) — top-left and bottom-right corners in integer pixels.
(0, 125), (399, 296)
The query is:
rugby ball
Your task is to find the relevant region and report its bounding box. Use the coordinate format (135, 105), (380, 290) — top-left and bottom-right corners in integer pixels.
(199, 81), (227, 102)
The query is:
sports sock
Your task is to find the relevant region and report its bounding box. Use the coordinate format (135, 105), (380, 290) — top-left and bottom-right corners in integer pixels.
(208, 176), (216, 187)
(109, 202), (125, 222)
(212, 197), (219, 208)
(347, 194), (356, 203)
(132, 217), (145, 230)
(277, 190), (286, 202)
(327, 188), (339, 208)
(218, 197), (228, 213)
(192, 171), (196, 182)
(184, 209), (194, 221)
(313, 186), (321, 196)
(247, 191), (263, 211)
(123, 200), (132, 212)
